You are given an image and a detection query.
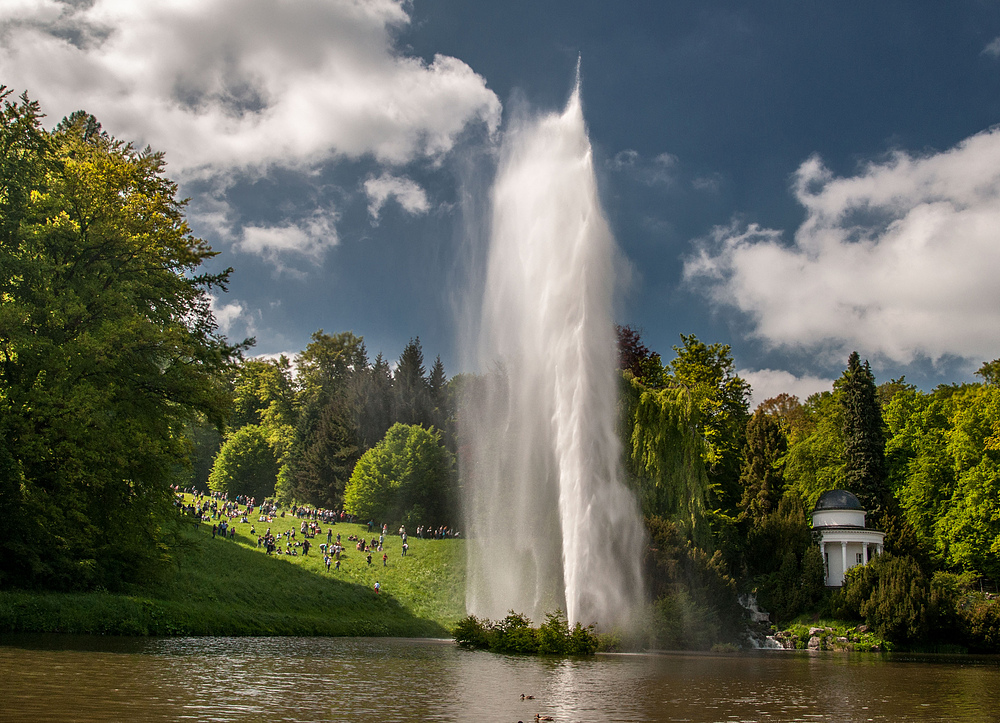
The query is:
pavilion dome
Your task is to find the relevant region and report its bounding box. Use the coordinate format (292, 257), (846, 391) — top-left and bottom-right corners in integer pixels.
(814, 489), (863, 512)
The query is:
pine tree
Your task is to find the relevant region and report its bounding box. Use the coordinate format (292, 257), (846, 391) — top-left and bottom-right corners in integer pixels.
(840, 351), (889, 513)
(394, 337), (430, 427)
(428, 355), (449, 433)
(353, 352), (394, 450)
(289, 389), (359, 509)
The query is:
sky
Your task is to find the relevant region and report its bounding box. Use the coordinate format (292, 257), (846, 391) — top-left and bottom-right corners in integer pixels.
(3, 0), (1000, 405)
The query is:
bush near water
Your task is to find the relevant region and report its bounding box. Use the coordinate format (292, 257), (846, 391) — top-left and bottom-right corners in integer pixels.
(3, 91), (1000, 651)
(454, 610), (599, 655)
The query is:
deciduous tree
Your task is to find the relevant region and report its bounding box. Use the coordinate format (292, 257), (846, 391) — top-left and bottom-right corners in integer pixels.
(0, 93), (241, 589)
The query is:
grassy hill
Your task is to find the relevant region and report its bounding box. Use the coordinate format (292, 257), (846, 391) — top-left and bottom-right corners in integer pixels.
(0, 497), (466, 637)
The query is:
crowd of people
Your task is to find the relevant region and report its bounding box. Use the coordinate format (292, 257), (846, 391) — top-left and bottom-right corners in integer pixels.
(171, 487), (457, 597)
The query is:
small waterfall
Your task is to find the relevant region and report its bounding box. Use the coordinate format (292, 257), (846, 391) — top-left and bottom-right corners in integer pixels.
(461, 76), (646, 629)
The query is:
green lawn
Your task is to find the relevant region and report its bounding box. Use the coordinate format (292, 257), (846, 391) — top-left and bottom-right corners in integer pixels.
(0, 496), (466, 637)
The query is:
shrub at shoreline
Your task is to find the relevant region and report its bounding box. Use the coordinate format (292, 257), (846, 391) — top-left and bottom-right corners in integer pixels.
(454, 610), (599, 655)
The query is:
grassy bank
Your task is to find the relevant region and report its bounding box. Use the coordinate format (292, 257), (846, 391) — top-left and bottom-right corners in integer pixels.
(0, 498), (465, 637)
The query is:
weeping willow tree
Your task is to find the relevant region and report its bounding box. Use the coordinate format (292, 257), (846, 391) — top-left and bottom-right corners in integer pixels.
(620, 374), (712, 546)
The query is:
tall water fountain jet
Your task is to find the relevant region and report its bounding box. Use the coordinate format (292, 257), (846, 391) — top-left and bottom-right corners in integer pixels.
(462, 76), (646, 628)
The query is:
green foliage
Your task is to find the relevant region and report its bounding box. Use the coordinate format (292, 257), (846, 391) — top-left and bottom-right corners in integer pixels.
(289, 388), (360, 509)
(664, 335), (751, 514)
(880, 383), (1000, 579)
(643, 515), (746, 649)
(453, 614), (492, 649)
(208, 425), (280, 500)
(840, 352), (889, 513)
(976, 358), (1000, 386)
(344, 423), (455, 525)
(452, 609), (598, 656)
(180, 417), (224, 489)
(616, 324), (665, 387)
(755, 545), (827, 625)
(296, 330), (368, 395)
(621, 375), (711, 542)
(956, 593), (1000, 652)
(743, 491), (812, 578)
(834, 553), (948, 644)
(491, 610), (539, 653)
(738, 410), (788, 523)
(394, 337), (432, 427)
(782, 391), (846, 509)
(230, 356), (297, 431)
(0, 92), (240, 590)
(536, 609), (571, 653)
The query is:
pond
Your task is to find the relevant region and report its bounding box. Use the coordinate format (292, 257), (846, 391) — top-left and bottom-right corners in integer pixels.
(0, 635), (997, 722)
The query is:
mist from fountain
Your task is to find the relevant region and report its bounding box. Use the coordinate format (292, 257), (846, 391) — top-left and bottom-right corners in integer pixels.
(462, 77), (646, 629)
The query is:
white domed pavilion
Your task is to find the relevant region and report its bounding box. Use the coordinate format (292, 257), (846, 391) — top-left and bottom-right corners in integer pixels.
(812, 490), (885, 587)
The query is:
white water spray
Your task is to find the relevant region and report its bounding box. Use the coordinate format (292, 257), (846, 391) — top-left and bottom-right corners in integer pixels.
(462, 77), (646, 628)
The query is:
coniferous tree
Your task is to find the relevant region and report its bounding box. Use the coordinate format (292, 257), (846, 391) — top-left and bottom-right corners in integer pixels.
(394, 337), (431, 427)
(288, 331), (366, 507)
(737, 410), (788, 524)
(289, 389), (359, 509)
(840, 351), (889, 514)
(353, 351), (394, 450)
(428, 354), (451, 439)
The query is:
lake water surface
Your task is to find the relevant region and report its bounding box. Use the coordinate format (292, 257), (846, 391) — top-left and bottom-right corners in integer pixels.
(1, 635), (998, 722)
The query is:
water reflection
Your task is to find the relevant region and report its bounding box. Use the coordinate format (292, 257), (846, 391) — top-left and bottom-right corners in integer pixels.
(0, 635), (998, 722)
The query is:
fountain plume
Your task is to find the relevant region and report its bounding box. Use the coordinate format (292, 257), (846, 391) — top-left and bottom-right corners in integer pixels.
(462, 79), (646, 628)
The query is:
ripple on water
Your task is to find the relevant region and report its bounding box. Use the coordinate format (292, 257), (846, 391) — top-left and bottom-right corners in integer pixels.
(0, 638), (998, 722)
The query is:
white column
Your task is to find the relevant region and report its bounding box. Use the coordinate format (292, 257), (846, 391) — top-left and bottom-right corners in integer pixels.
(820, 540), (827, 585)
(841, 541), (848, 584)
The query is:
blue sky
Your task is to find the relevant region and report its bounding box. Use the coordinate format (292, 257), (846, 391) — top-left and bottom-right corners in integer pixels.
(3, 1), (1000, 404)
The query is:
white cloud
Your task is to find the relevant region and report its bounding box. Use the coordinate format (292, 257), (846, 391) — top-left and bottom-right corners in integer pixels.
(692, 173), (722, 192)
(364, 173), (431, 221)
(209, 295), (246, 336)
(608, 149), (678, 185)
(740, 368), (834, 409)
(236, 211), (338, 265)
(983, 36), (1000, 58)
(608, 149), (639, 170)
(0, 0), (501, 175)
(685, 126), (1000, 366)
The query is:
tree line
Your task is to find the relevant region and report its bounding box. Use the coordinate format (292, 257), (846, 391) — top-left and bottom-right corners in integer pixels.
(618, 325), (1000, 650)
(200, 331), (458, 527)
(3, 91), (998, 652)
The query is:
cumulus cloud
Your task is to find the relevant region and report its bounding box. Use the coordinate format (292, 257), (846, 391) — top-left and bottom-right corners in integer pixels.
(236, 211), (338, 266)
(740, 368), (834, 409)
(209, 295), (246, 336)
(0, 0), (501, 175)
(685, 126), (1000, 365)
(983, 36), (1000, 58)
(364, 173), (431, 221)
